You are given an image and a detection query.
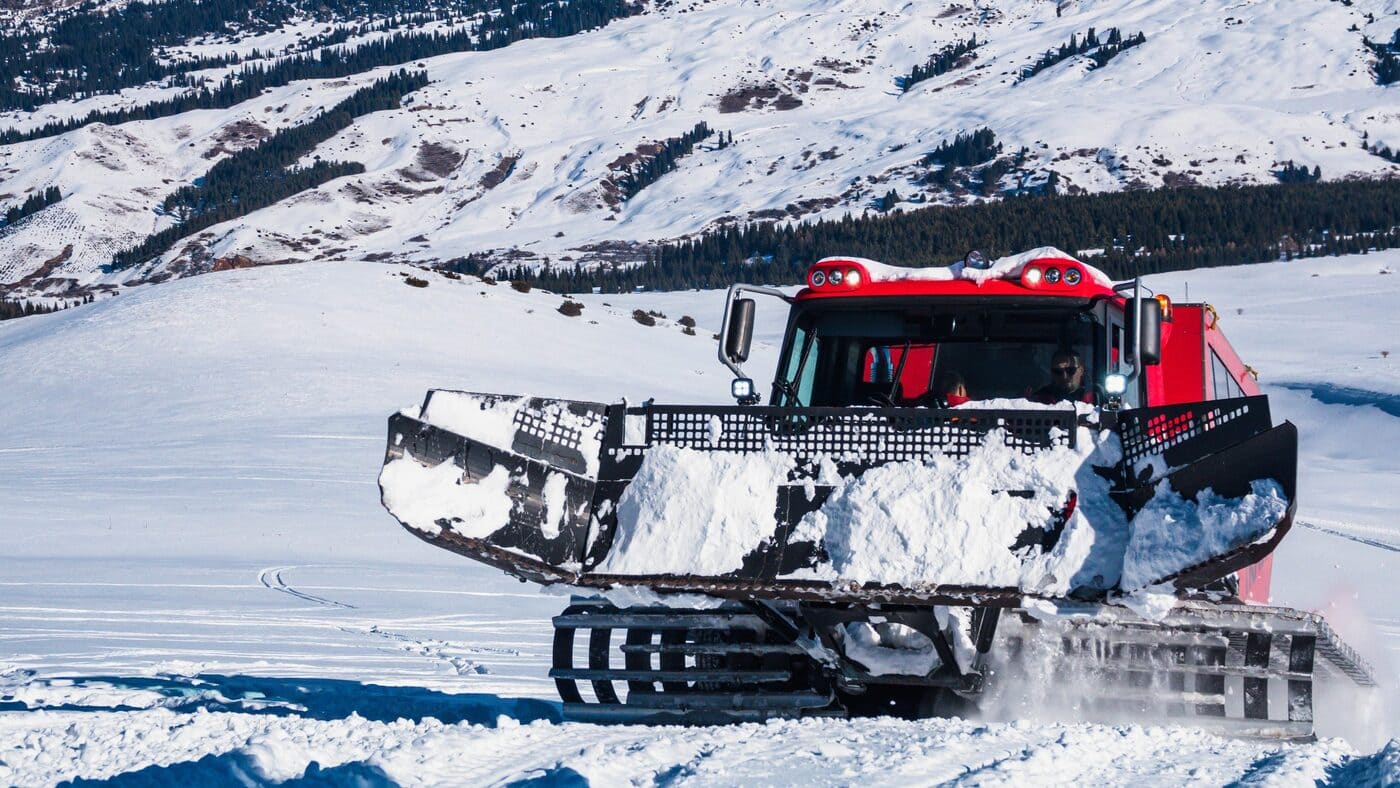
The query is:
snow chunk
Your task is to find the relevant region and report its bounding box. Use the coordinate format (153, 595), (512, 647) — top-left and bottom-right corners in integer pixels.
(379, 453), (513, 539)
(841, 621), (940, 676)
(597, 445), (795, 575)
(1120, 583), (1179, 621)
(421, 392), (525, 452)
(1120, 479), (1287, 592)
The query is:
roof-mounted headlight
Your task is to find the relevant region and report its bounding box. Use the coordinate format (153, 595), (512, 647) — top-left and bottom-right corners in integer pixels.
(810, 270), (827, 287)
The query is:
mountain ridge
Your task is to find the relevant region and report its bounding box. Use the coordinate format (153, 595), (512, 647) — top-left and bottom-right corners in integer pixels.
(2, 0), (1398, 300)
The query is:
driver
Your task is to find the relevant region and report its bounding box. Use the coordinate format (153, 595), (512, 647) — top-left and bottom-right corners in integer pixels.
(1032, 349), (1097, 405)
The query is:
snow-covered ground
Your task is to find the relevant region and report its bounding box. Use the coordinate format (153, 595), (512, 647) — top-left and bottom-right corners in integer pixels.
(1, 252), (1398, 784)
(4, 0), (1400, 290)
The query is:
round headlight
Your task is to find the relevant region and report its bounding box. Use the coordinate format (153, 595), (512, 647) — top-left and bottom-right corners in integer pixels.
(845, 268), (862, 286)
(810, 270), (827, 287)
(1022, 267), (1044, 286)
(829, 269), (844, 285)
(1063, 267), (1082, 286)
(1045, 267), (1061, 284)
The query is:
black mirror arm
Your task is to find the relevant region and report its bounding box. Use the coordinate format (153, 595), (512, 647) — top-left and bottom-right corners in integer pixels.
(718, 283), (793, 381)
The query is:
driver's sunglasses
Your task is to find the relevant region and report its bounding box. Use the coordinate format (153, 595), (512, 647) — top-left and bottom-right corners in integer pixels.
(1051, 365), (1079, 377)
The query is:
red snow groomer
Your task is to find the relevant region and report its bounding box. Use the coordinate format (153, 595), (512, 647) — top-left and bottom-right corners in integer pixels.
(379, 248), (1374, 738)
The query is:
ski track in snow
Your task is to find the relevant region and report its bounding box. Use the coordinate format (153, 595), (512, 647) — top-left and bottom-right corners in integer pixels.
(1297, 521), (1400, 555)
(1, 256), (1398, 783)
(258, 566), (358, 609)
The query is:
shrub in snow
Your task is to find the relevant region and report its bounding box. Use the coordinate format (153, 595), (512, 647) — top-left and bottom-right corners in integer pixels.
(404, 275), (429, 288)
(678, 315), (696, 328)
(632, 309), (656, 326)
(510, 280), (532, 293)
(558, 300), (584, 317)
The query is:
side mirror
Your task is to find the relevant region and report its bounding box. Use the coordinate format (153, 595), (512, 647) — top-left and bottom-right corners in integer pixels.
(1126, 299), (1162, 366)
(724, 298), (755, 363)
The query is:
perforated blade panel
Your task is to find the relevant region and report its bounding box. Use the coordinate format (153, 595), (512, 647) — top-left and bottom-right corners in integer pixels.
(599, 405), (1078, 480)
(1115, 396), (1273, 481)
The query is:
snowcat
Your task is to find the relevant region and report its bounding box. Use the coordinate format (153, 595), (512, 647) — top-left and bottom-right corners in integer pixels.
(379, 247), (1375, 738)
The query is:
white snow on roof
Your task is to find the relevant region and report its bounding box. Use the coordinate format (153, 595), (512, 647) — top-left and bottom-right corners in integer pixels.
(820, 246), (1114, 287)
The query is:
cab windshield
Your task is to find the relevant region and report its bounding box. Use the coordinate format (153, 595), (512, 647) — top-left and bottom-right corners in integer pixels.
(773, 304), (1102, 407)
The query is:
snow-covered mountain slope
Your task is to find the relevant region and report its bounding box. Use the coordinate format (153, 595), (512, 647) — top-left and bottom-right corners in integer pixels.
(0, 251), (1397, 783)
(3, 0), (1400, 294)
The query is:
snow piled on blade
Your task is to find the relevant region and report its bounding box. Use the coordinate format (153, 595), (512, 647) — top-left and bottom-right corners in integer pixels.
(790, 425), (1124, 594)
(378, 454), (512, 539)
(1120, 478), (1288, 592)
(420, 392), (526, 453)
(588, 414), (1290, 594)
(597, 445), (796, 575)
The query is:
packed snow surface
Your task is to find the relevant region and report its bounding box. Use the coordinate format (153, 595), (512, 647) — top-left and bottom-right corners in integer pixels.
(2, 254), (1399, 782)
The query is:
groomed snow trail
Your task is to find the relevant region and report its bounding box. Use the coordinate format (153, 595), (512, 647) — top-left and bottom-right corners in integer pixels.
(1, 257), (1398, 784)
(0, 702), (1390, 786)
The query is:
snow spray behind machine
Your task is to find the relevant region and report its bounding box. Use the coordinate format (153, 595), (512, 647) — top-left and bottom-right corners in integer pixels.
(379, 248), (1375, 738)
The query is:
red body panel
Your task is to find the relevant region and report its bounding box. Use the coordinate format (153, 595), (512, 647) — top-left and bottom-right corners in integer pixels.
(1150, 305), (1207, 405)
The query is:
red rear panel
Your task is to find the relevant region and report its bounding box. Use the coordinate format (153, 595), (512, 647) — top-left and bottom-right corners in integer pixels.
(1148, 305), (1207, 406)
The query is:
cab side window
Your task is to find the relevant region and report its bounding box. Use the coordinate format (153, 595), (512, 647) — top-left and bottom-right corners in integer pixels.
(1210, 349), (1244, 400)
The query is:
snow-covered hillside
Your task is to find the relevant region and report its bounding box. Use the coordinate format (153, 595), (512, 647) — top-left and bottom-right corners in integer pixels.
(1, 251), (1397, 784)
(3, 0), (1400, 295)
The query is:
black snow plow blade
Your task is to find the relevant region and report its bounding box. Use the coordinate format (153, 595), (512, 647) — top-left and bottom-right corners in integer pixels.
(380, 391), (1297, 605)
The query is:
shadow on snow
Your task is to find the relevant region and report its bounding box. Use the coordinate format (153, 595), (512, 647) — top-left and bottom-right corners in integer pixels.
(8, 672), (562, 726)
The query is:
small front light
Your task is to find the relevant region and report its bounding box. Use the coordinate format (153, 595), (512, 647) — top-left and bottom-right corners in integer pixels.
(829, 269), (844, 285)
(731, 377), (757, 404)
(1045, 267), (1061, 284)
(1105, 373), (1128, 395)
(1022, 267), (1044, 286)
(1063, 267), (1082, 286)
(810, 270), (827, 287)
(845, 268), (861, 286)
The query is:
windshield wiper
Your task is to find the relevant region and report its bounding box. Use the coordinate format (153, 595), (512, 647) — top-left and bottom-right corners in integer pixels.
(779, 329), (818, 407)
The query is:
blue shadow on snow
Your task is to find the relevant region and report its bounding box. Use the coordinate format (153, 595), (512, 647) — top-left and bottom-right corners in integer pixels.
(9, 672), (562, 726)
